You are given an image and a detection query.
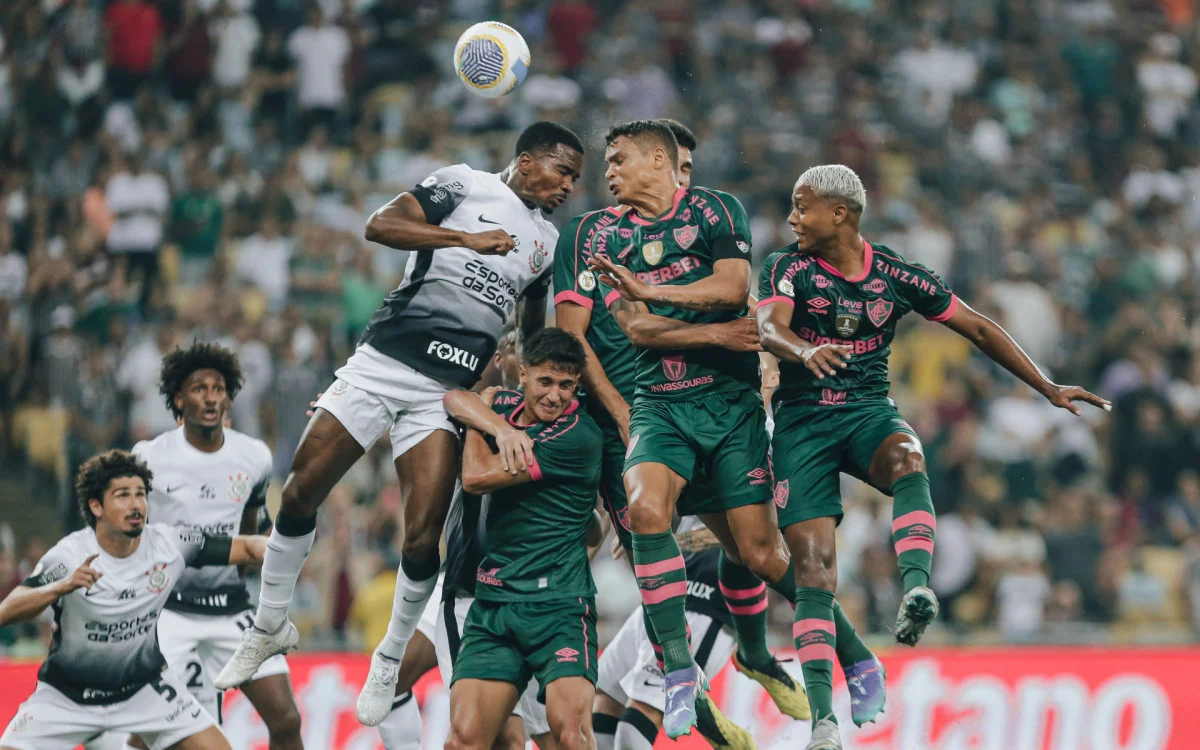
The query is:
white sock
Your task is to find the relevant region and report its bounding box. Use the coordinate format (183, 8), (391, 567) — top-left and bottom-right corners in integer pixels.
(615, 719), (656, 750)
(376, 564), (438, 659)
(377, 691), (421, 749)
(253, 526), (316, 633)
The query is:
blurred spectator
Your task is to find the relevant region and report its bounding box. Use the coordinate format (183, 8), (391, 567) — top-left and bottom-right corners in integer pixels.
(210, 1), (260, 92)
(1136, 32), (1197, 139)
(65, 344), (123, 532)
(287, 7), (350, 137)
(235, 213), (292, 312)
(106, 154), (170, 314)
(117, 321), (180, 442)
(103, 0), (164, 100)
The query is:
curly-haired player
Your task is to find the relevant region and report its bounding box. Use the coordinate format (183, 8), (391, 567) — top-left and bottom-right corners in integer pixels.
(128, 342), (303, 748)
(0, 449), (269, 750)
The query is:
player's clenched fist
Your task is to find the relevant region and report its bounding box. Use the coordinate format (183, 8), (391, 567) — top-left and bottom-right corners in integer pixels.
(463, 229), (517, 256)
(801, 343), (853, 380)
(58, 553), (102, 595)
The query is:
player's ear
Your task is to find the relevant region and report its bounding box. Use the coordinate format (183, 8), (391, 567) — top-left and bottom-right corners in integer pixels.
(88, 497), (103, 523)
(518, 364), (527, 388)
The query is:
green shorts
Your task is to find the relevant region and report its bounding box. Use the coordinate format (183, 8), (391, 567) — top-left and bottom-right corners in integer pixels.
(451, 596), (599, 701)
(626, 389), (773, 513)
(771, 399), (917, 528)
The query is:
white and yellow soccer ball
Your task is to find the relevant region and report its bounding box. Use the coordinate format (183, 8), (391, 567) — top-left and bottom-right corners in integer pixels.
(453, 22), (530, 99)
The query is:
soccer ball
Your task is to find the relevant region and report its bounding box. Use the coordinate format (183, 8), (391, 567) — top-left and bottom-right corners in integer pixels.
(453, 22), (530, 99)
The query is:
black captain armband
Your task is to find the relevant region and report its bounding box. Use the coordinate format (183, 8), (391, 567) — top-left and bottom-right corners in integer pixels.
(411, 179), (468, 226)
(189, 534), (234, 568)
(711, 234), (753, 262)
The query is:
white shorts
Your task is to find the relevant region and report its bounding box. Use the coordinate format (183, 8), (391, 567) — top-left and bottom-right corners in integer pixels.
(435, 593), (551, 739)
(1, 677), (218, 750)
(414, 574), (445, 644)
(596, 607), (735, 713)
(316, 344), (458, 460)
(158, 608), (290, 721)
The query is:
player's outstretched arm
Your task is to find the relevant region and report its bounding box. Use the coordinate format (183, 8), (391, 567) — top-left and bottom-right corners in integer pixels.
(941, 300), (1111, 416)
(227, 536), (268, 567)
(557, 302), (633, 444)
(364, 193), (514, 256)
(443, 388), (535, 474)
(591, 254), (750, 312)
(460, 428), (537, 494)
(0, 554), (101, 626)
(756, 299), (853, 380)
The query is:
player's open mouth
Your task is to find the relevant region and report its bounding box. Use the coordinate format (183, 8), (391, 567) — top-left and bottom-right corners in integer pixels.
(126, 515), (143, 523)
(202, 409), (219, 419)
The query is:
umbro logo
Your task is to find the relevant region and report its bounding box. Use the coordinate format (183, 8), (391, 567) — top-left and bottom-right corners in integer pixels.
(807, 297), (831, 314)
(747, 468), (769, 486)
(555, 647), (579, 663)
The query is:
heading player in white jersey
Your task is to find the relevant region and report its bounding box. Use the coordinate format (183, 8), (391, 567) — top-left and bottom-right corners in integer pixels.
(132, 343), (302, 748)
(217, 121), (585, 726)
(0, 450), (268, 750)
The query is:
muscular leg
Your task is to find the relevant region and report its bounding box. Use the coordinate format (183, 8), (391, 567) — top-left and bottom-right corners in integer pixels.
(256, 410), (366, 633)
(626, 464), (690, 673)
(613, 704), (659, 750)
(592, 691), (624, 750)
(868, 432), (935, 593)
(785, 518), (838, 727)
(242, 674), (303, 750)
(166, 726), (233, 750)
(545, 677), (597, 750)
(378, 631), (438, 749)
(377, 431), (459, 660)
(498, 716), (531, 750)
(445, 680), (520, 750)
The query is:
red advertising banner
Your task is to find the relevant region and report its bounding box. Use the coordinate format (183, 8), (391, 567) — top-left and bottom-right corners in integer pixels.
(0, 647), (1196, 749)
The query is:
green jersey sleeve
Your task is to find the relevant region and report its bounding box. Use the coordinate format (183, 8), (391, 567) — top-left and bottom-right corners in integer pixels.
(528, 412), (601, 483)
(758, 249), (799, 307)
(552, 215), (600, 310)
(692, 188), (753, 262)
(895, 257), (959, 322)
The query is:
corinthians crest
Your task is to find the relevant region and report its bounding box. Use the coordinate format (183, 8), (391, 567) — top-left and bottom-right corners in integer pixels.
(228, 472), (251, 503)
(642, 240), (664, 265)
(145, 562), (170, 594)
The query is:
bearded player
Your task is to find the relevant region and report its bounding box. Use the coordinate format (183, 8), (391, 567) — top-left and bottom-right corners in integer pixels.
(216, 122), (584, 728)
(586, 119), (809, 738)
(755, 165), (1110, 750)
(0, 450), (269, 750)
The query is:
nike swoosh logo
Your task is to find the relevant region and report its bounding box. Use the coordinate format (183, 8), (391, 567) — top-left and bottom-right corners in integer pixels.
(478, 214), (502, 225)
(191, 708), (202, 718)
(402, 596), (425, 603)
(84, 587), (99, 597)
(166, 485), (184, 493)
(643, 680), (663, 688)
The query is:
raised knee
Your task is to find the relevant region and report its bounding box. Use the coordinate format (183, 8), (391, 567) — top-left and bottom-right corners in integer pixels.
(628, 500), (671, 534)
(280, 474), (320, 517)
(792, 544), (837, 591)
(445, 731), (475, 750)
(741, 542), (778, 580)
(265, 704), (302, 739)
(896, 450), (925, 478)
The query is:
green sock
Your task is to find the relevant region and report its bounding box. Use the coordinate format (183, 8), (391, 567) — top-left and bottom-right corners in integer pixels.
(764, 555), (798, 604)
(891, 473), (936, 592)
(633, 531), (692, 672)
(832, 601), (874, 667)
(794, 587), (837, 726)
(717, 550), (772, 669)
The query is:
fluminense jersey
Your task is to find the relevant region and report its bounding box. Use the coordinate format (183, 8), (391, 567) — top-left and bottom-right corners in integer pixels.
(21, 524), (230, 704)
(359, 164), (557, 387)
(552, 206), (638, 405)
(758, 239), (959, 406)
(602, 187), (760, 400)
(133, 427), (271, 615)
(473, 390), (602, 603)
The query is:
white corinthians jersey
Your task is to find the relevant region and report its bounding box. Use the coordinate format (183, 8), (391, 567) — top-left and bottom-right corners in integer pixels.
(359, 164), (559, 387)
(134, 427), (271, 615)
(22, 524), (231, 704)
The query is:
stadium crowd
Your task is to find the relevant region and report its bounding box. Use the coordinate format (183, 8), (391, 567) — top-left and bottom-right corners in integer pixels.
(0, 0), (1199, 657)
